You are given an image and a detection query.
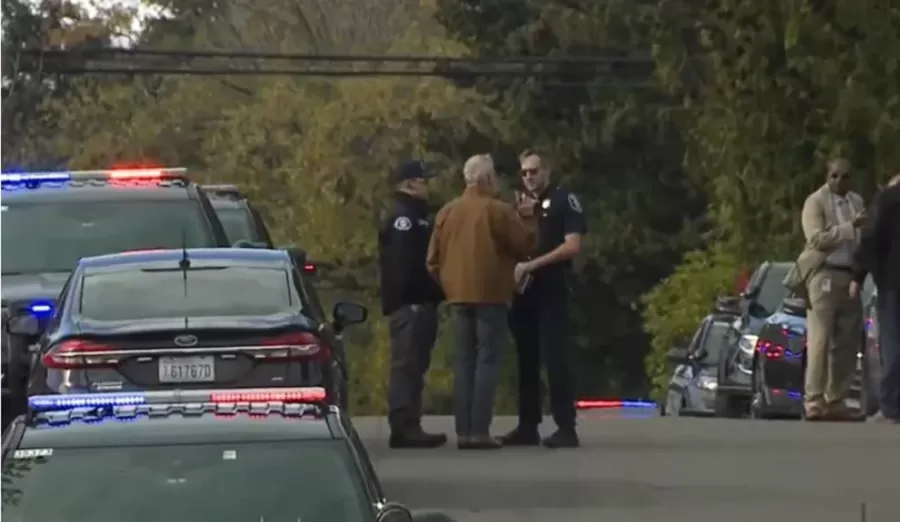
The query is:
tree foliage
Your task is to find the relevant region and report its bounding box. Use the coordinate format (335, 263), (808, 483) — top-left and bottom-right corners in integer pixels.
(5, 0), (900, 409)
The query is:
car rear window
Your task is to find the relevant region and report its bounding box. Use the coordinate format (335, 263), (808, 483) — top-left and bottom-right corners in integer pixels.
(0, 201), (215, 275)
(1, 439), (372, 522)
(755, 264), (792, 316)
(79, 266), (297, 320)
(213, 205), (262, 244)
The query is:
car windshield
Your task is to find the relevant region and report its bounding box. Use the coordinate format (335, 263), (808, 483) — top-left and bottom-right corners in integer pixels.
(79, 265), (297, 320)
(755, 264), (792, 316)
(1, 439), (373, 522)
(698, 321), (732, 366)
(213, 205), (261, 244)
(0, 201), (215, 275)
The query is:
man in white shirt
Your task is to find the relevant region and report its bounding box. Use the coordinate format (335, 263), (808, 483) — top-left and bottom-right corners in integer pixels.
(799, 158), (867, 421)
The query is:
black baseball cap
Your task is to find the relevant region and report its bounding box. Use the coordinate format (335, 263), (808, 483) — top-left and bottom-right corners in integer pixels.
(391, 160), (434, 184)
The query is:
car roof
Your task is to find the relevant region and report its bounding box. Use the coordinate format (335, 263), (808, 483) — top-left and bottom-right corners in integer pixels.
(1, 180), (196, 203)
(77, 248), (290, 270)
(19, 414), (335, 449)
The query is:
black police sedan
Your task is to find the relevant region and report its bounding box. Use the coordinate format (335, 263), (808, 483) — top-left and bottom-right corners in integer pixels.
(4, 248), (366, 413)
(2, 387), (449, 522)
(1, 167), (232, 429)
(661, 297), (740, 417)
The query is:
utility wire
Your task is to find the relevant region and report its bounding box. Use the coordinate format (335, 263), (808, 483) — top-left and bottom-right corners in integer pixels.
(20, 47), (654, 66)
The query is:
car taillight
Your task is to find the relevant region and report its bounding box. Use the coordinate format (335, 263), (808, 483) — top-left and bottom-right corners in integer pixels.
(255, 332), (326, 361)
(42, 339), (116, 369)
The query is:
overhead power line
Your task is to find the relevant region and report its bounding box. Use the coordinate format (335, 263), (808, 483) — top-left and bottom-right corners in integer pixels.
(17, 48), (657, 85)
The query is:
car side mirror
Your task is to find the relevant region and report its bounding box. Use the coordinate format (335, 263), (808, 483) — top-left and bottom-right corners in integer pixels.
(666, 346), (689, 363)
(6, 313), (43, 338)
(376, 503), (414, 522)
(332, 302), (368, 331)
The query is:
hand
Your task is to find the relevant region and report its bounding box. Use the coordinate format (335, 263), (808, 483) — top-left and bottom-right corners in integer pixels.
(852, 211), (867, 228)
(514, 261), (534, 283)
(848, 280), (860, 299)
(515, 191), (537, 218)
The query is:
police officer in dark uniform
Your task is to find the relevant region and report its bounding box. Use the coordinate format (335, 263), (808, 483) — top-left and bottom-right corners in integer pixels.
(501, 148), (587, 448)
(378, 160), (447, 448)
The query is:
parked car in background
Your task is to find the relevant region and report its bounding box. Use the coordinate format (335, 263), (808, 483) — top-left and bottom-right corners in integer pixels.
(715, 261), (793, 417)
(748, 276), (876, 420)
(748, 296), (807, 419)
(859, 285), (882, 417)
(661, 297), (740, 417)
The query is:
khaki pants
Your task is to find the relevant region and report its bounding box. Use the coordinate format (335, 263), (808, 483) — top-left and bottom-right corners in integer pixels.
(804, 269), (862, 407)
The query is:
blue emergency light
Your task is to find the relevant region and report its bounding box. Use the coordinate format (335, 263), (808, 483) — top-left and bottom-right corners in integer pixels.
(28, 302), (53, 315)
(28, 387), (328, 412)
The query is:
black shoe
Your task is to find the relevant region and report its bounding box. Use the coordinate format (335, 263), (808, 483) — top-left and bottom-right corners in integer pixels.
(542, 429), (579, 448)
(457, 436), (502, 450)
(388, 427), (447, 449)
(499, 426), (541, 446)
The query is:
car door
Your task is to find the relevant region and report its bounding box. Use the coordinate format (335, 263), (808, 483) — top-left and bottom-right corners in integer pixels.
(669, 321), (705, 403)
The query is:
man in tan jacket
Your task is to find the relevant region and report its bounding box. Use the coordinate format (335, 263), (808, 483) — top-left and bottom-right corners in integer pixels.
(427, 154), (536, 449)
(799, 158), (867, 421)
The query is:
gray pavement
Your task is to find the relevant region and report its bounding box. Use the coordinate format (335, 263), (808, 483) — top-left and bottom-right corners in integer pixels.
(355, 410), (900, 522)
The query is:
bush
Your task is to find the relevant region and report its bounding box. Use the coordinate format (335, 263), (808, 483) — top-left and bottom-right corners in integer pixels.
(641, 242), (741, 400)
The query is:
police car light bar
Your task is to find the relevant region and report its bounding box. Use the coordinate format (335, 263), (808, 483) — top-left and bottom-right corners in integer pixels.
(0, 167), (187, 183)
(28, 387), (327, 412)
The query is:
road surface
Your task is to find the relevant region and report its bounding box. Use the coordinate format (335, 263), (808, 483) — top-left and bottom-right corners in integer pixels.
(355, 410), (899, 522)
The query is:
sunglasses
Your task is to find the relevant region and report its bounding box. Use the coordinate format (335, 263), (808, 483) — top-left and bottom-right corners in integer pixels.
(520, 168), (540, 177)
(830, 171), (851, 180)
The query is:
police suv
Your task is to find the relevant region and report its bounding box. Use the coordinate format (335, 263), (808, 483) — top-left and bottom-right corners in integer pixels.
(1, 387), (434, 522)
(1, 168), (232, 429)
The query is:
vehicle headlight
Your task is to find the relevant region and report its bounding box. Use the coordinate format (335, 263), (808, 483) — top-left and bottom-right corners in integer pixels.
(738, 334), (759, 355)
(695, 375), (718, 391)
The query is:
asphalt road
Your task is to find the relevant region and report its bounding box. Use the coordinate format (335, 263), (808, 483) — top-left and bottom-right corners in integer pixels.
(354, 410), (900, 522)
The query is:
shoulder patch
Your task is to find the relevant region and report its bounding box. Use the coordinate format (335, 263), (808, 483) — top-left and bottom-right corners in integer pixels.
(567, 193), (582, 213)
(393, 216), (412, 231)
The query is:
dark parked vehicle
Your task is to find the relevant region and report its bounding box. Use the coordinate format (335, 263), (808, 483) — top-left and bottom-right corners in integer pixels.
(859, 286), (882, 417)
(748, 277), (876, 420)
(662, 299), (740, 417)
(4, 248), (365, 414)
(2, 387), (445, 522)
(202, 184), (274, 247)
(1, 168), (231, 430)
(748, 297), (807, 419)
(715, 261), (793, 417)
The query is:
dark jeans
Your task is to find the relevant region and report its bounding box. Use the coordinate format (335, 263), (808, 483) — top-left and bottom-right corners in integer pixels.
(878, 290), (900, 418)
(450, 304), (508, 437)
(387, 303), (438, 431)
(509, 280), (576, 431)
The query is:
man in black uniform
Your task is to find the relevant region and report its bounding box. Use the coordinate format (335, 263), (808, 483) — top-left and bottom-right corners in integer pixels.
(501, 148), (587, 448)
(378, 160), (447, 448)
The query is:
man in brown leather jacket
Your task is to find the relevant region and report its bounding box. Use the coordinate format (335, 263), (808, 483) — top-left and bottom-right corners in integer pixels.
(427, 153), (536, 449)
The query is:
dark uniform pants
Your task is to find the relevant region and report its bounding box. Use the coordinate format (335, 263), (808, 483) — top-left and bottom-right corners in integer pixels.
(387, 303), (438, 431)
(509, 279), (576, 430)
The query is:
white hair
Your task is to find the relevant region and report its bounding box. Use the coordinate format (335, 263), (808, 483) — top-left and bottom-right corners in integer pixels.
(463, 154), (494, 185)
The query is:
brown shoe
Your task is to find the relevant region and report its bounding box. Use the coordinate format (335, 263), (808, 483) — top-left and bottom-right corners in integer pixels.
(823, 402), (863, 422)
(803, 402), (826, 421)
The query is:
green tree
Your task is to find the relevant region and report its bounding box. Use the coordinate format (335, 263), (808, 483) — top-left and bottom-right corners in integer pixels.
(435, 0), (704, 397)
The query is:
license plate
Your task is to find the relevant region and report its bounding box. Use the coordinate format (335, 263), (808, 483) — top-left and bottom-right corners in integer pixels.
(158, 356), (215, 383)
